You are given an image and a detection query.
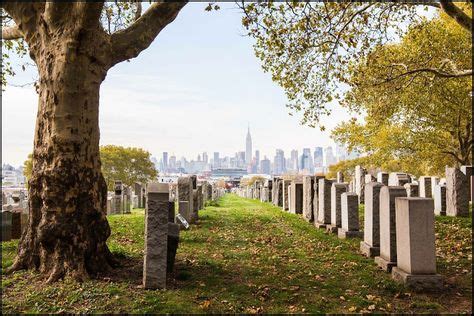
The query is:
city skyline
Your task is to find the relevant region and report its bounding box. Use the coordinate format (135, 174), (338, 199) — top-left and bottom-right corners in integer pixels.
(2, 3), (352, 168)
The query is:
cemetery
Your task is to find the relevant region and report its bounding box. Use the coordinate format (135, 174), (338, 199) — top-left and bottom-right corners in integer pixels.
(2, 165), (472, 313)
(1, 1), (472, 314)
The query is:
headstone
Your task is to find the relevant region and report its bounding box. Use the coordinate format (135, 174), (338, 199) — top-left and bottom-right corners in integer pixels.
(365, 174), (376, 184)
(337, 192), (362, 239)
(11, 211), (22, 239)
(434, 184), (446, 216)
(377, 172), (389, 186)
(282, 179), (291, 211)
(177, 177), (194, 223)
(388, 173), (410, 187)
(113, 180), (124, 214)
(1, 211), (12, 241)
(302, 176), (314, 222)
(196, 184), (203, 211)
(328, 183), (348, 233)
(375, 186), (407, 272)
(315, 178), (333, 228)
(430, 177), (439, 198)
(134, 182), (143, 208)
(337, 172), (344, 183)
(289, 181), (303, 214)
(404, 183), (419, 197)
(419, 176), (432, 198)
(391, 197), (443, 290)
(360, 182), (384, 258)
(190, 175), (197, 190)
(143, 183), (169, 289)
(445, 168), (469, 217)
(460, 165), (472, 202)
(355, 166), (366, 204)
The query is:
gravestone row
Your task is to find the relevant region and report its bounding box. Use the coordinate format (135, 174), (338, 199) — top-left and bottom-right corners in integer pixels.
(236, 164), (472, 290)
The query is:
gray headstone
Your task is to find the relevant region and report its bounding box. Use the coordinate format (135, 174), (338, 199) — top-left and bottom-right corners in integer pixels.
(317, 178), (333, 225)
(446, 167), (469, 217)
(330, 183), (348, 228)
(302, 176), (314, 222)
(360, 182), (384, 257)
(434, 184), (446, 216)
(143, 183), (169, 289)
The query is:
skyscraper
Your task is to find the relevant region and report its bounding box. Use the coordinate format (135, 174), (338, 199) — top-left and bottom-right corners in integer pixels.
(162, 152), (168, 172)
(324, 146), (336, 167)
(290, 149), (299, 171)
(203, 152), (208, 164)
(213, 152), (220, 169)
(245, 126), (252, 165)
(274, 149), (285, 175)
(260, 156), (271, 175)
(300, 148), (314, 174)
(255, 150), (260, 170)
(314, 147), (323, 167)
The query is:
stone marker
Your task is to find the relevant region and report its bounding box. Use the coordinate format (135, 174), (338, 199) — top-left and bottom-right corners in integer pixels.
(375, 186), (407, 272)
(404, 183), (419, 197)
(430, 177), (439, 198)
(445, 167), (469, 217)
(289, 181), (303, 214)
(328, 183), (348, 233)
(377, 172), (389, 186)
(316, 178), (333, 228)
(338, 192), (362, 239)
(282, 179), (291, 211)
(177, 177), (193, 223)
(360, 182), (384, 257)
(11, 212), (22, 239)
(388, 173), (411, 186)
(365, 174), (376, 184)
(391, 197), (443, 290)
(419, 176), (432, 198)
(434, 184), (446, 216)
(460, 165), (472, 202)
(167, 221), (180, 274)
(143, 183), (169, 289)
(337, 172), (344, 183)
(1, 211), (12, 242)
(355, 166), (366, 204)
(302, 176), (314, 222)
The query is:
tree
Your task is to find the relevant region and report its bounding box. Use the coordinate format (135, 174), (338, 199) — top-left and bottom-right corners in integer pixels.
(332, 12), (472, 176)
(240, 1), (472, 127)
(2, 2), (187, 282)
(23, 153), (33, 183)
(100, 145), (157, 191)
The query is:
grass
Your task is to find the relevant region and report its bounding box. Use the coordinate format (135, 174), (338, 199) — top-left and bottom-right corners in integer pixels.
(1, 194), (472, 313)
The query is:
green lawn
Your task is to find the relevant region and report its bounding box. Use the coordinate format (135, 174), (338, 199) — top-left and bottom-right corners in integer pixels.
(1, 194), (472, 313)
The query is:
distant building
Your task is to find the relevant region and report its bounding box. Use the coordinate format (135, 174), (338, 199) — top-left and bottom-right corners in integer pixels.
(260, 156), (271, 175)
(300, 148), (314, 174)
(162, 152), (168, 172)
(203, 152), (208, 164)
(290, 149), (299, 171)
(274, 149), (286, 175)
(245, 126), (252, 165)
(324, 146), (336, 167)
(314, 147), (323, 168)
(213, 152), (220, 169)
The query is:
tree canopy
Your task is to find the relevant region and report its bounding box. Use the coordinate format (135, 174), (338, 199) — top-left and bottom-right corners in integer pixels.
(100, 145), (157, 191)
(332, 12), (472, 176)
(240, 1), (472, 128)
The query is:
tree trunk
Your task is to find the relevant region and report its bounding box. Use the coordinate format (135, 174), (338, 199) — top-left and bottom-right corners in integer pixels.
(8, 28), (115, 282)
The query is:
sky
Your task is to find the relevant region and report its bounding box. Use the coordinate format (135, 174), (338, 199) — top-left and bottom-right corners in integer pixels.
(2, 2), (355, 167)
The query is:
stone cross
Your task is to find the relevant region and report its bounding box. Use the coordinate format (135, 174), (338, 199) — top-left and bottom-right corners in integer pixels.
(375, 186), (407, 272)
(391, 197), (442, 290)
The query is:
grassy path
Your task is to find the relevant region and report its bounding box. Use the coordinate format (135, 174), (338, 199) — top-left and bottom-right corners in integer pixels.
(1, 194), (472, 313)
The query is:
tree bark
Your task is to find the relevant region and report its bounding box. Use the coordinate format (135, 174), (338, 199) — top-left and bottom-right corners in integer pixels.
(7, 21), (115, 282)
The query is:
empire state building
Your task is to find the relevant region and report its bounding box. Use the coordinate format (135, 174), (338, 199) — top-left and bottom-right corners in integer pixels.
(245, 126), (252, 165)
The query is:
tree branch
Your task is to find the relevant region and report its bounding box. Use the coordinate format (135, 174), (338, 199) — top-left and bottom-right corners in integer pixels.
(439, 0), (472, 33)
(2, 25), (23, 40)
(110, 1), (187, 66)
